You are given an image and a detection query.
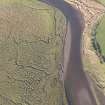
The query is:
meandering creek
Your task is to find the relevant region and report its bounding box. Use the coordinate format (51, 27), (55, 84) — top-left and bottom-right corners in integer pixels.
(41, 0), (105, 105)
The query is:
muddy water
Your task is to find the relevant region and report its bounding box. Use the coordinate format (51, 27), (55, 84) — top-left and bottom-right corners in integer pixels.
(41, 0), (105, 105)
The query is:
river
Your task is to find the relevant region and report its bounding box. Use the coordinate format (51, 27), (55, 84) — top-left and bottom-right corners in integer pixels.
(41, 0), (105, 105)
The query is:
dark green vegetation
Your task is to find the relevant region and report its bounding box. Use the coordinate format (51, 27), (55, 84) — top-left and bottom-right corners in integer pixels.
(0, 0), (67, 104)
(92, 16), (105, 63)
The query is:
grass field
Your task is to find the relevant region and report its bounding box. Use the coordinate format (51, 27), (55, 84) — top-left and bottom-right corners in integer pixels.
(96, 16), (105, 56)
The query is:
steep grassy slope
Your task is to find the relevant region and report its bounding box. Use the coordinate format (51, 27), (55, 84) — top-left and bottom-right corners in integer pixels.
(0, 0), (67, 105)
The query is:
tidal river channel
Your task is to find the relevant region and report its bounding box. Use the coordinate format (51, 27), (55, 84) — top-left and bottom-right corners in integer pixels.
(41, 0), (105, 105)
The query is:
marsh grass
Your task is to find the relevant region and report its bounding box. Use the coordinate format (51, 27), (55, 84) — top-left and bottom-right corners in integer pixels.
(0, 0), (67, 104)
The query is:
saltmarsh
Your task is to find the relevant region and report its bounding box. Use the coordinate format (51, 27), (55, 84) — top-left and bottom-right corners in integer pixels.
(0, 0), (67, 105)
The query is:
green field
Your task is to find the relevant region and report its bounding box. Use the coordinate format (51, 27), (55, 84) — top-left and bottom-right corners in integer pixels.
(96, 16), (105, 56)
(97, 0), (105, 5)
